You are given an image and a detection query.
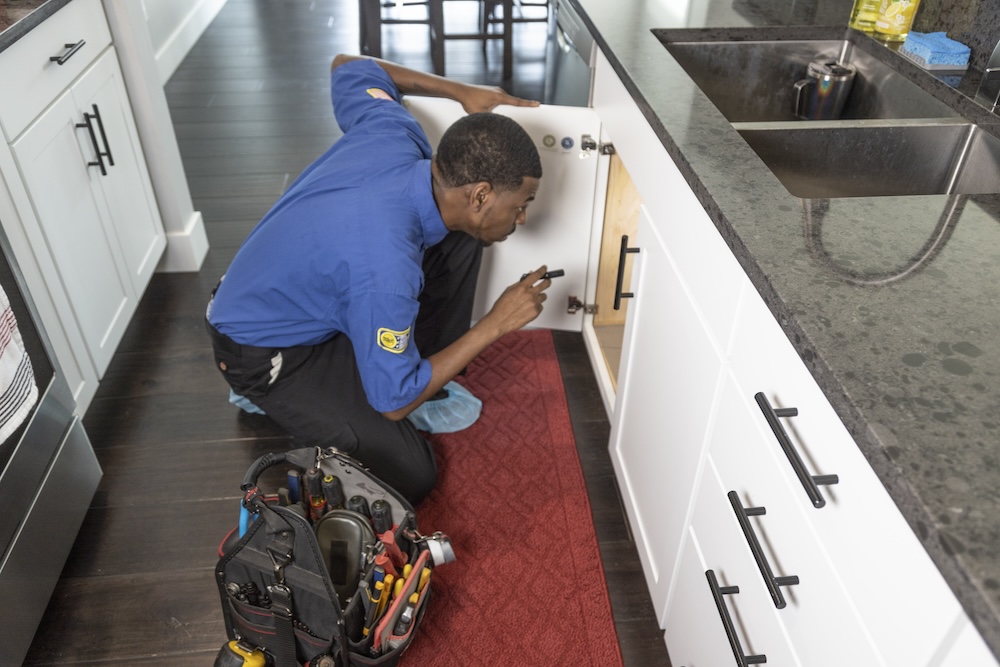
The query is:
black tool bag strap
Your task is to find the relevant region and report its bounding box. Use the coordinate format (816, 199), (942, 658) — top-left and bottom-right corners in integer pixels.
(253, 496), (300, 667)
(267, 580), (299, 667)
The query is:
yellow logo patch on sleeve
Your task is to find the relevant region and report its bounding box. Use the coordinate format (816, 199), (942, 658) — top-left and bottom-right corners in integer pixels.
(366, 87), (393, 101)
(377, 327), (411, 354)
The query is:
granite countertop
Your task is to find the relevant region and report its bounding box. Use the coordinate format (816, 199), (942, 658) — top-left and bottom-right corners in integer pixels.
(0, 0), (71, 53)
(569, 0), (1000, 658)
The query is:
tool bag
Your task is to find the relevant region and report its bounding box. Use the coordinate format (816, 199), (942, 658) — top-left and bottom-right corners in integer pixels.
(215, 446), (454, 667)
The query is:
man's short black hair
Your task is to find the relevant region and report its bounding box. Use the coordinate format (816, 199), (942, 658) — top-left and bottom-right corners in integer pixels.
(436, 112), (542, 192)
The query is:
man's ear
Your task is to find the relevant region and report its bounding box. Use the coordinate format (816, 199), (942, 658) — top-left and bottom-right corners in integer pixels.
(470, 182), (493, 211)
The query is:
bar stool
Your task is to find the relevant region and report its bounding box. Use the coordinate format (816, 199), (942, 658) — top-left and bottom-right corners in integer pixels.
(438, 0), (510, 78)
(481, 0), (548, 80)
(358, 0), (523, 80)
(359, 0), (445, 75)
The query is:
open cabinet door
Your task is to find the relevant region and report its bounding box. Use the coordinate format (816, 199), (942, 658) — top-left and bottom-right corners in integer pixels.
(405, 97), (602, 332)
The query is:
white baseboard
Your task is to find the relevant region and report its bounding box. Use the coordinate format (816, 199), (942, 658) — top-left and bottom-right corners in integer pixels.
(158, 211), (209, 272)
(582, 320), (616, 419)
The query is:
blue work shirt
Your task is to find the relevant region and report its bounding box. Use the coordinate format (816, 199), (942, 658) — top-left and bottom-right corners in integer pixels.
(209, 59), (449, 412)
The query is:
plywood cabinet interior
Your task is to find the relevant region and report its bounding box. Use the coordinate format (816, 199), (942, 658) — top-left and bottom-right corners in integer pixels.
(590, 152), (640, 388)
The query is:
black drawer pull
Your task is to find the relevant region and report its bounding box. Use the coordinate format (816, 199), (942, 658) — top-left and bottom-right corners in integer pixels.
(75, 105), (114, 176)
(755, 392), (838, 508)
(728, 491), (799, 609)
(50, 40), (85, 65)
(613, 234), (639, 310)
(706, 570), (767, 665)
(89, 104), (115, 168)
(76, 109), (105, 175)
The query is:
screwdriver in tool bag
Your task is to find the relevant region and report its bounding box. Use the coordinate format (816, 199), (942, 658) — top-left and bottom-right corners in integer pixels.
(322, 474), (345, 510)
(348, 494), (371, 519)
(371, 499), (393, 534)
(303, 467), (326, 521)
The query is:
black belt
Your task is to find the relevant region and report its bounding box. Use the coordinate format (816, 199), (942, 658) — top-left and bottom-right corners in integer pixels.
(205, 318), (277, 360)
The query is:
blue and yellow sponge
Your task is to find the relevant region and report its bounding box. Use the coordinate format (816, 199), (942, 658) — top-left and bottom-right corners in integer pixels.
(899, 31), (970, 70)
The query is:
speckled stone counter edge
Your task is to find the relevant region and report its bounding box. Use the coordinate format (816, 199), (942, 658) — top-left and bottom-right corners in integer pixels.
(0, 0), (73, 54)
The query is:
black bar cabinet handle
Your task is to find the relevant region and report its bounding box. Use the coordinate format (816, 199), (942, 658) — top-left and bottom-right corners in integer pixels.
(728, 491), (799, 609)
(50, 40), (85, 65)
(613, 234), (640, 310)
(75, 112), (106, 176)
(754, 392), (838, 508)
(89, 104), (115, 167)
(706, 570), (767, 666)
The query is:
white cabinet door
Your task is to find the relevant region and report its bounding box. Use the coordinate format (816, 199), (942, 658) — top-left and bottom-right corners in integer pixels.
(405, 97), (602, 332)
(12, 72), (136, 376)
(609, 207), (724, 621)
(71, 50), (166, 294)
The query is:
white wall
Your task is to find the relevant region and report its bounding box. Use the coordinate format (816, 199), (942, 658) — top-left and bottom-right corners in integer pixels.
(140, 0), (228, 84)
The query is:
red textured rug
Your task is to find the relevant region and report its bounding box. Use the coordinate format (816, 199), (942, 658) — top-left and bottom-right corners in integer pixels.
(404, 329), (623, 666)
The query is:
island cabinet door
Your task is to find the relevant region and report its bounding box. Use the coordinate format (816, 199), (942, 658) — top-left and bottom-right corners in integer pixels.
(11, 88), (135, 377)
(69, 49), (166, 296)
(404, 97), (605, 332)
(10, 47), (165, 378)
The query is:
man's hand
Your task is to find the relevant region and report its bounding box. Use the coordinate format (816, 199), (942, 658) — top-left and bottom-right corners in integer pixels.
(383, 266), (550, 422)
(331, 54), (539, 114)
(458, 84), (541, 114)
(478, 265), (551, 337)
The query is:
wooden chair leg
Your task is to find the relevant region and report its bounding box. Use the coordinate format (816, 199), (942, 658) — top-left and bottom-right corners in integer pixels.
(429, 0), (446, 76)
(501, 0), (512, 80)
(359, 0), (382, 57)
(480, 0), (489, 54)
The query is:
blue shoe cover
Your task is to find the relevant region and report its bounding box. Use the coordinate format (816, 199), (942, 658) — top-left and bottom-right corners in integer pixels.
(229, 389), (266, 415)
(406, 381), (482, 433)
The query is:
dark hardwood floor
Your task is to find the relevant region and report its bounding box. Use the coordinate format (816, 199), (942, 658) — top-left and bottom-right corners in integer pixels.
(22, 1), (669, 664)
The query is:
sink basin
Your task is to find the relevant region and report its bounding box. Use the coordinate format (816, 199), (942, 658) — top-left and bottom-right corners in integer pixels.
(656, 30), (960, 123)
(653, 29), (997, 198)
(736, 122), (1000, 198)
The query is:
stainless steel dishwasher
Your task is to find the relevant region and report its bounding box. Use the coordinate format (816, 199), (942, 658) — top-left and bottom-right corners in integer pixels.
(0, 218), (102, 666)
(544, 0), (594, 107)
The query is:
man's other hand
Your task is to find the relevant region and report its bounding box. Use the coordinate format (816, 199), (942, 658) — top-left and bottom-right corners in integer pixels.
(460, 84), (541, 114)
(480, 265), (551, 337)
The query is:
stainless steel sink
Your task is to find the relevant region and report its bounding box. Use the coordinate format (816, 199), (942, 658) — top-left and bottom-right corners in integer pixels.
(654, 29), (1000, 198)
(736, 121), (1000, 198)
(657, 32), (960, 123)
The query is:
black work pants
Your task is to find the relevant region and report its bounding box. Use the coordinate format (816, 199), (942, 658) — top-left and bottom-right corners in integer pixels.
(208, 231), (482, 505)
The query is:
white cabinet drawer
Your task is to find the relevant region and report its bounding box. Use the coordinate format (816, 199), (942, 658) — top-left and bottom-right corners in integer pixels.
(0, 0), (112, 140)
(728, 284), (962, 664)
(663, 531), (738, 667)
(710, 372), (882, 666)
(666, 459), (800, 666)
(940, 612), (997, 667)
